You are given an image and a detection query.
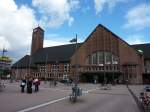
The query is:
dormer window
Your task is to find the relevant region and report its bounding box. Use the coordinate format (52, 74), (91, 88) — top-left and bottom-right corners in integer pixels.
(138, 49), (143, 53)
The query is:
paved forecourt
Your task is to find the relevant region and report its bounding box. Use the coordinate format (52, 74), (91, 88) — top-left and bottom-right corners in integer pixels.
(0, 81), (140, 112)
(30, 85), (140, 112)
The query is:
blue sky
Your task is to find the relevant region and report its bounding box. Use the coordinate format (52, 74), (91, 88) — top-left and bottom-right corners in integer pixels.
(0, 0), (150, 62)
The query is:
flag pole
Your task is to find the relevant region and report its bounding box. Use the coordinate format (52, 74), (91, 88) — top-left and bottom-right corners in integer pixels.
(45, 54), (48, 83)
(69, 34), (79, 102)
(75, 34), (78, 87)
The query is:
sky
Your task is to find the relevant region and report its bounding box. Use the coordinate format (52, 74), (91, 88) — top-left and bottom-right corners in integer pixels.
(0, 0), (150, 63)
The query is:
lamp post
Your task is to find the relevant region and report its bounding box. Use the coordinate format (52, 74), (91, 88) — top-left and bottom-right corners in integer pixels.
(28, 57), (30, 78)
(70, 34), (79, 102)
(70, 35), (78, 84)
(45, 54), (48, 83)
(75, 35), (78, 88)
(54, 60), (58, 86)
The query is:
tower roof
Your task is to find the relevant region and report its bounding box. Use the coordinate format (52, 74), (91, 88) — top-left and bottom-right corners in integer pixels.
(33, 26), (44, 32)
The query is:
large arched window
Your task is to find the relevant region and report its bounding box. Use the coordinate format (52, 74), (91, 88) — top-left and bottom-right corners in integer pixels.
(86, 51), (119, 65)
(91, 53), (97, 64)
(105, 52), (111, 64)
(85, 56), (90, 64)
(112, 55), (119, 64)
(97, 52), (104, 64)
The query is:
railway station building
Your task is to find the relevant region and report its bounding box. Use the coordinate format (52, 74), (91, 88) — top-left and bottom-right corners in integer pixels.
(12, 24), (150, 84)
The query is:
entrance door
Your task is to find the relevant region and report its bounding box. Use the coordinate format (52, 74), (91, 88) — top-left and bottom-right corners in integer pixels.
(80, 72), (122, 84)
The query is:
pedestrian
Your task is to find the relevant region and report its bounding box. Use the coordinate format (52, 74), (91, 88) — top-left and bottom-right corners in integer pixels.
(27, 78), (33, 94)
(37, 79), (40, 91)
(33, 78), (40, 92)
(126, 79), (129, 88)
(20, 78), (26, 93)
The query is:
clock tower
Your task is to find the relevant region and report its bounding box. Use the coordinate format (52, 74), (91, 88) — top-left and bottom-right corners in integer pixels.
(31, 26), (44, 55)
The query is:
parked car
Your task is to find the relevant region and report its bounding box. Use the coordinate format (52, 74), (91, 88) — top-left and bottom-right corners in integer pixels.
(145, 85), (150, 92)
(60, 78), (73, 84)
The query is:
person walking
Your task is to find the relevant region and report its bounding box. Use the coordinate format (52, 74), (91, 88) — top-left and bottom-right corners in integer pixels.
(33, 78), (40, 92)
(20, 79), (26, 93)
(27, 78), (33, 94)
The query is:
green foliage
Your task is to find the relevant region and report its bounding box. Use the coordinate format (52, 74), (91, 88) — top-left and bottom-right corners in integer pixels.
(0, 56), (11, 62)
(0, 68), (11, 78)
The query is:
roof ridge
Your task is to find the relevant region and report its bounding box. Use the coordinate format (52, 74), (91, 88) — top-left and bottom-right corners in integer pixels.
(43, 43), (82, 49)
(131, 43), (150, 46)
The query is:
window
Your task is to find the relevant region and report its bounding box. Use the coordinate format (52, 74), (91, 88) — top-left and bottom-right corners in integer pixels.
(97, 52), (104, 64)
(91, 53), (97, 64)
(85, 56), (90, 64)
(64, 63), (70, 72)
(63, 74), (69, 80)
(39, 65), (46, 72)
(85, 51), (119, 65)
(105, 52), (111, 64)
(51, 64), (59, 72)
(112, 55), (119, 64)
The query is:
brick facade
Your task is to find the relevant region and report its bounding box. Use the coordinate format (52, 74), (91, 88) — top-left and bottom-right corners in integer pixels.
(12, 24), (145, 84)
(71, 25), (144, 84)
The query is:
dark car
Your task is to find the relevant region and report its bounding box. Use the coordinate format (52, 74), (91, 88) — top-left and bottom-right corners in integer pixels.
(145, 85), (150, 92)
(60, 79), (68, 83)
(60, 78), (73, 84)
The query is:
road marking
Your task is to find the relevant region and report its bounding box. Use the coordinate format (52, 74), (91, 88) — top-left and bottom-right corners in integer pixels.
(86, 88), (99, 93)
(17, 96), (69, 112)
(82, 88), (99, 94)
(16, 87), (99, 112)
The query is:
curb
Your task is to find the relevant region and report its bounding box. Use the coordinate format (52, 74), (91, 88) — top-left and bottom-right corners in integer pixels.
(127, 86), (144, 112)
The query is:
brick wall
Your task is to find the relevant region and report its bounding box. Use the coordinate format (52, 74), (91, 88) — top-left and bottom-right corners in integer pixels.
(70, 25), (144, 84)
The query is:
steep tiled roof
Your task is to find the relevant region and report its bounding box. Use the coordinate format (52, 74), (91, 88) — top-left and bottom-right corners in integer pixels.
(12, 55), (35, 68)
(31, 43), (82, 64)
(12, 43), (82, 68)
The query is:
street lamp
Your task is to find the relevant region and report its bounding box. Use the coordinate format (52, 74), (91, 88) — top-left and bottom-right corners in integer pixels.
(70, 34), (81, 102)
(45, 54), (48, 83)
(70, 34), (78, 84)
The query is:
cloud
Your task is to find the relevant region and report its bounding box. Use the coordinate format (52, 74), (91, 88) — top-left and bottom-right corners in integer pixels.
(43, 33), (85, 47)
(44, 33), (68, 47)
(124, 3), (150, 30)
(94, 0), (127, 15)
(0, 0), (37, 62)
(125, 34), (146, 45)
(94, 0), (106, 15)
(44, 40), (68, 47)
(32, 0), (80, 28)
(44, 33), (73, 47)
(0, 36), (10, 49)
(0, 0), (80, 62)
